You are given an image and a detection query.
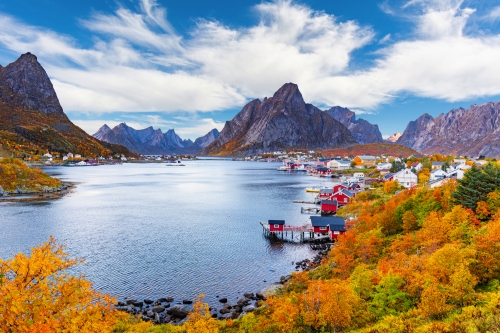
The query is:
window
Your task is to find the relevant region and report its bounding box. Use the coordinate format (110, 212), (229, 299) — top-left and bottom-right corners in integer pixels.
(334, 231), (340, 235)
(319, 227), (327, 231)
(274, 224), (279, 228)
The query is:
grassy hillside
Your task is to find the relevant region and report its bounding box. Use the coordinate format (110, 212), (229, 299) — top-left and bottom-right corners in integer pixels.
(322, 142), (420, 157)
(0, 157), (61, 192)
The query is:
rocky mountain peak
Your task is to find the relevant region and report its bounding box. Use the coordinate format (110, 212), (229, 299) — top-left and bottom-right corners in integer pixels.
(272, 83), (305, 110)
(1, 52), (64, 116)
(387, 132), (402, 143)
(326, 106), (383, 144)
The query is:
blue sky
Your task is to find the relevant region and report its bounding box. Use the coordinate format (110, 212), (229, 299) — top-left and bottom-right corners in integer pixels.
(1, 0), (500, 140)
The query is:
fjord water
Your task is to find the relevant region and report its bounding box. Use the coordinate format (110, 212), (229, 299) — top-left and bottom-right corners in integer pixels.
(0, 161), (336, 305)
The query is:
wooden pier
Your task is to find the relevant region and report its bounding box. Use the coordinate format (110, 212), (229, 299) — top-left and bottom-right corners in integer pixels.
(260, 222), (315, 241)
(301, 207), (320, 214)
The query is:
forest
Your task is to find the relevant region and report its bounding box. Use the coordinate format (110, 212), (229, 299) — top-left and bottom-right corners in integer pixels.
(2, 164), (500, 332)
(0, 157), (61, 192)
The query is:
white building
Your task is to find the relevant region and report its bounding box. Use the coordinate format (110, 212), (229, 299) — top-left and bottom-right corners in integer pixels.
(394, 169), (418, 189)
(377, 162), (392, 171)
(327, 160), (351, 170)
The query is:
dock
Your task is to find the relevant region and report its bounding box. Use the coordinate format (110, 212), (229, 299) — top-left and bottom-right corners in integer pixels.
(301, 207), (320, 214)
(260, 221), (315, 241)
(293, 199), (321, 204)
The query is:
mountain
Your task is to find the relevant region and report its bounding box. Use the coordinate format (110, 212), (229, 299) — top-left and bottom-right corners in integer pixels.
(325, 106), (383, 144)
(397, 102), (500, 157)
(0, 52), (131, 157)
(94, 124), (219, 154)
(193, 128), (219, 148)
(387, 132), (402, 143)
(200, 83), (356, 156)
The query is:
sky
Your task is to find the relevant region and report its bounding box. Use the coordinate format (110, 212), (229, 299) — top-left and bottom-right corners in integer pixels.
(1, 0), (500, 140)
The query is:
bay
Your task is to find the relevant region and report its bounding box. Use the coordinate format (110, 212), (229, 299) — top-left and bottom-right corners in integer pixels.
(0, 160), (336, 305)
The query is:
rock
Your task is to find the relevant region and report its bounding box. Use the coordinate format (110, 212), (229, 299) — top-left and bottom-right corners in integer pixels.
(154, 312), (161, 324)
(117, 301), (125, 306)
(126, 306), (136, 314)
(165, 296), (174, 302)
(256, 292), (266, 300)
(163, 315), (172, 323)
(126, 299), (137, 305)
(243, 305), (256, 312)
(220, 313), (233, 320)
(144, 299), (154, 304)
(157, 297), (167, 303)
(166, 304), (191, 319)
(237, 298), (250, 306)
(243, 292), (254, 298)
(326, 106), (383, 144)
(218, 297), (228, 303)
(152, 306), (165, 313)
(142, 315), (152, 322)
(146, 310), (155, 318)
(182, 300), (193, 304)
(133, 301), (143, 308)
(219, 308), (230, 314)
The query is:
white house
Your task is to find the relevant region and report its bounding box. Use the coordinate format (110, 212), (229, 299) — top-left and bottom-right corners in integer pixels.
(432, 161), (445, 170)
(394, 169), (418, 189)
(67, 152), (73, 158)
(43, 153), (52, 158)
(328, 160), (351, 170)
(377, 162), (392, 171)
(430, 168), (448, 181)
(410, 162), (423, 171)
(62, 156), (68, 161)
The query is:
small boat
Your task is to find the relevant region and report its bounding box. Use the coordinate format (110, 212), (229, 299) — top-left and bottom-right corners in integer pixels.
(277, 165), (289, 171)
(305, 187), (320, 193)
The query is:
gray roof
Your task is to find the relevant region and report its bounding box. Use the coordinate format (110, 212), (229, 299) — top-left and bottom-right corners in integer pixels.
(320, 188), (334, 194)
(310, 216), (345, 229)
(268, 220), (285, 225)
(432, 162), (445, 166)
(321, 200), (338, 206)
(341, 189), (355, 197)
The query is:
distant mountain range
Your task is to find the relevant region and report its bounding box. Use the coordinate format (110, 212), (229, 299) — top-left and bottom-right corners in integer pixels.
(397, 102), (500, 157)
(200, 83), (361, 156)
(387, 133), (402, 143)
(325, 106), (383, 144)
(93, 123), (219, 155)
(0, 53), (130, 157)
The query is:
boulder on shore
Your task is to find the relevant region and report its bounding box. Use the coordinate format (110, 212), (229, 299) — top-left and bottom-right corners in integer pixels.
(167, 304), (191, 318)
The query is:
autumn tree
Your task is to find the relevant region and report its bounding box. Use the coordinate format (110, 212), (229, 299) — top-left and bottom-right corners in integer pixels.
(0, 237), (122, 333)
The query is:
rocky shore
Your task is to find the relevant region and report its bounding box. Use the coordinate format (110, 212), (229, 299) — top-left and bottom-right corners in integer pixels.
(0, 183), (75, 202)
(117, 240), (333, 324)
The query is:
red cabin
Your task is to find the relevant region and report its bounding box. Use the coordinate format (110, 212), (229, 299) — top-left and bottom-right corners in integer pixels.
(319, 188), (334, 198)
(333, 184), (347, 193)
(268, 220), (285, 232)
(321, 199), (338, 215)
(330, 189), (355, 205)
(310, 216), (346, 238)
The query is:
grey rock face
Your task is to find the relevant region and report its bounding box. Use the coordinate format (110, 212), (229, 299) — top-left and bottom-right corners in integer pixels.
(0, 53), (64, 116)
(193, 128), (219, 148)
(397, 102), (500, 157)
(93, 123), (219, 155)
(325, 106), (383, 144)
(201, 83), (357, 155)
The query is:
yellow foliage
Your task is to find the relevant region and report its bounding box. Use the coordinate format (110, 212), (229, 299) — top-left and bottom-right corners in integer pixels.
(0, 237), (123, 333)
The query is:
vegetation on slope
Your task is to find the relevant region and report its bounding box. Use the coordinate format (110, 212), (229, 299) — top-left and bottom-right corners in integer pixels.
(321, 143), (420, 158)
(0, 157), (61, 192)
(4, 163), (500, 332)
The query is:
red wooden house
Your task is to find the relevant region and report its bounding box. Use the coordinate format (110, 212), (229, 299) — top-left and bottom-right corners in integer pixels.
(310, 216), (346, 239)
(333, 184), (347, 193)
(317, 167), (331, 176)
(320, 199), (338, 215)
(329, 189), (355, 205)
(319, 188), (334, 198)
(268, 220), (285, 232)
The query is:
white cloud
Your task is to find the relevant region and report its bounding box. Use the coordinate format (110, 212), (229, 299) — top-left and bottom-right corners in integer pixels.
(484, 6), (500, 22)
(0, 0), (499, 116)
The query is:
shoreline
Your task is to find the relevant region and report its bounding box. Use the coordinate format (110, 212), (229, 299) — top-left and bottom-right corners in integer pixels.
(0, 182), (76, 202)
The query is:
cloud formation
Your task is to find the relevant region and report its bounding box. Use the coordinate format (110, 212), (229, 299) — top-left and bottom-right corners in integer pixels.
(0, 0), (500, 117)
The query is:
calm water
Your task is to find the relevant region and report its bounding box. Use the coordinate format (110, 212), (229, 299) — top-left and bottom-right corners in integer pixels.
(0, 160), (336, 305)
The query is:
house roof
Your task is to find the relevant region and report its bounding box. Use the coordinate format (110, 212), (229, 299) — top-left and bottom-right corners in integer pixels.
(320, 188), (334, 194)
(268, 220), (285, 225)
(357, 155), (376, 160)
(340, 189), (355, 197)
(310, 216), (346, 229)
(317, 167), (330, 172)
(321, 199), (338, 206)
(383, 173), (394, 179)
(432, 162), (445, 166)
(411, 162), (421, 167)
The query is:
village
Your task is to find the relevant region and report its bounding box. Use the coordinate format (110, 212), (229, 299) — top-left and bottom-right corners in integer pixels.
(260, 151), (491, 244)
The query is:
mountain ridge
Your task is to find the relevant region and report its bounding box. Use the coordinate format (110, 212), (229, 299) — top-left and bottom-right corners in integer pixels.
(325, 106), (383, 144)
(200, 83), (357, 156)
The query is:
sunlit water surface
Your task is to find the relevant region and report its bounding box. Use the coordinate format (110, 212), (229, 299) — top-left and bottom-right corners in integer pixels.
(0, 160), (338, 305)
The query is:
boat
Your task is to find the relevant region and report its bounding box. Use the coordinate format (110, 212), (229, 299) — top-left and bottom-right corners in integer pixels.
(277, 165), (289, 171)
(305, 187), (320, 193)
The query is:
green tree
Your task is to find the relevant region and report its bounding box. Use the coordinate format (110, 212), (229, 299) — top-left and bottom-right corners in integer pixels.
(452, 166), (487, 210)
(369, 274), (413, 319)
(390, 161), (405, 173)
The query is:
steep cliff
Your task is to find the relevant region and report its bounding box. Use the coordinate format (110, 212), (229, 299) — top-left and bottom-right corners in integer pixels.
(0, 53), (131, 157)
(397, 103), (500, 157)
(325, 106), (383, 144)
(200, 83), (356, 156)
